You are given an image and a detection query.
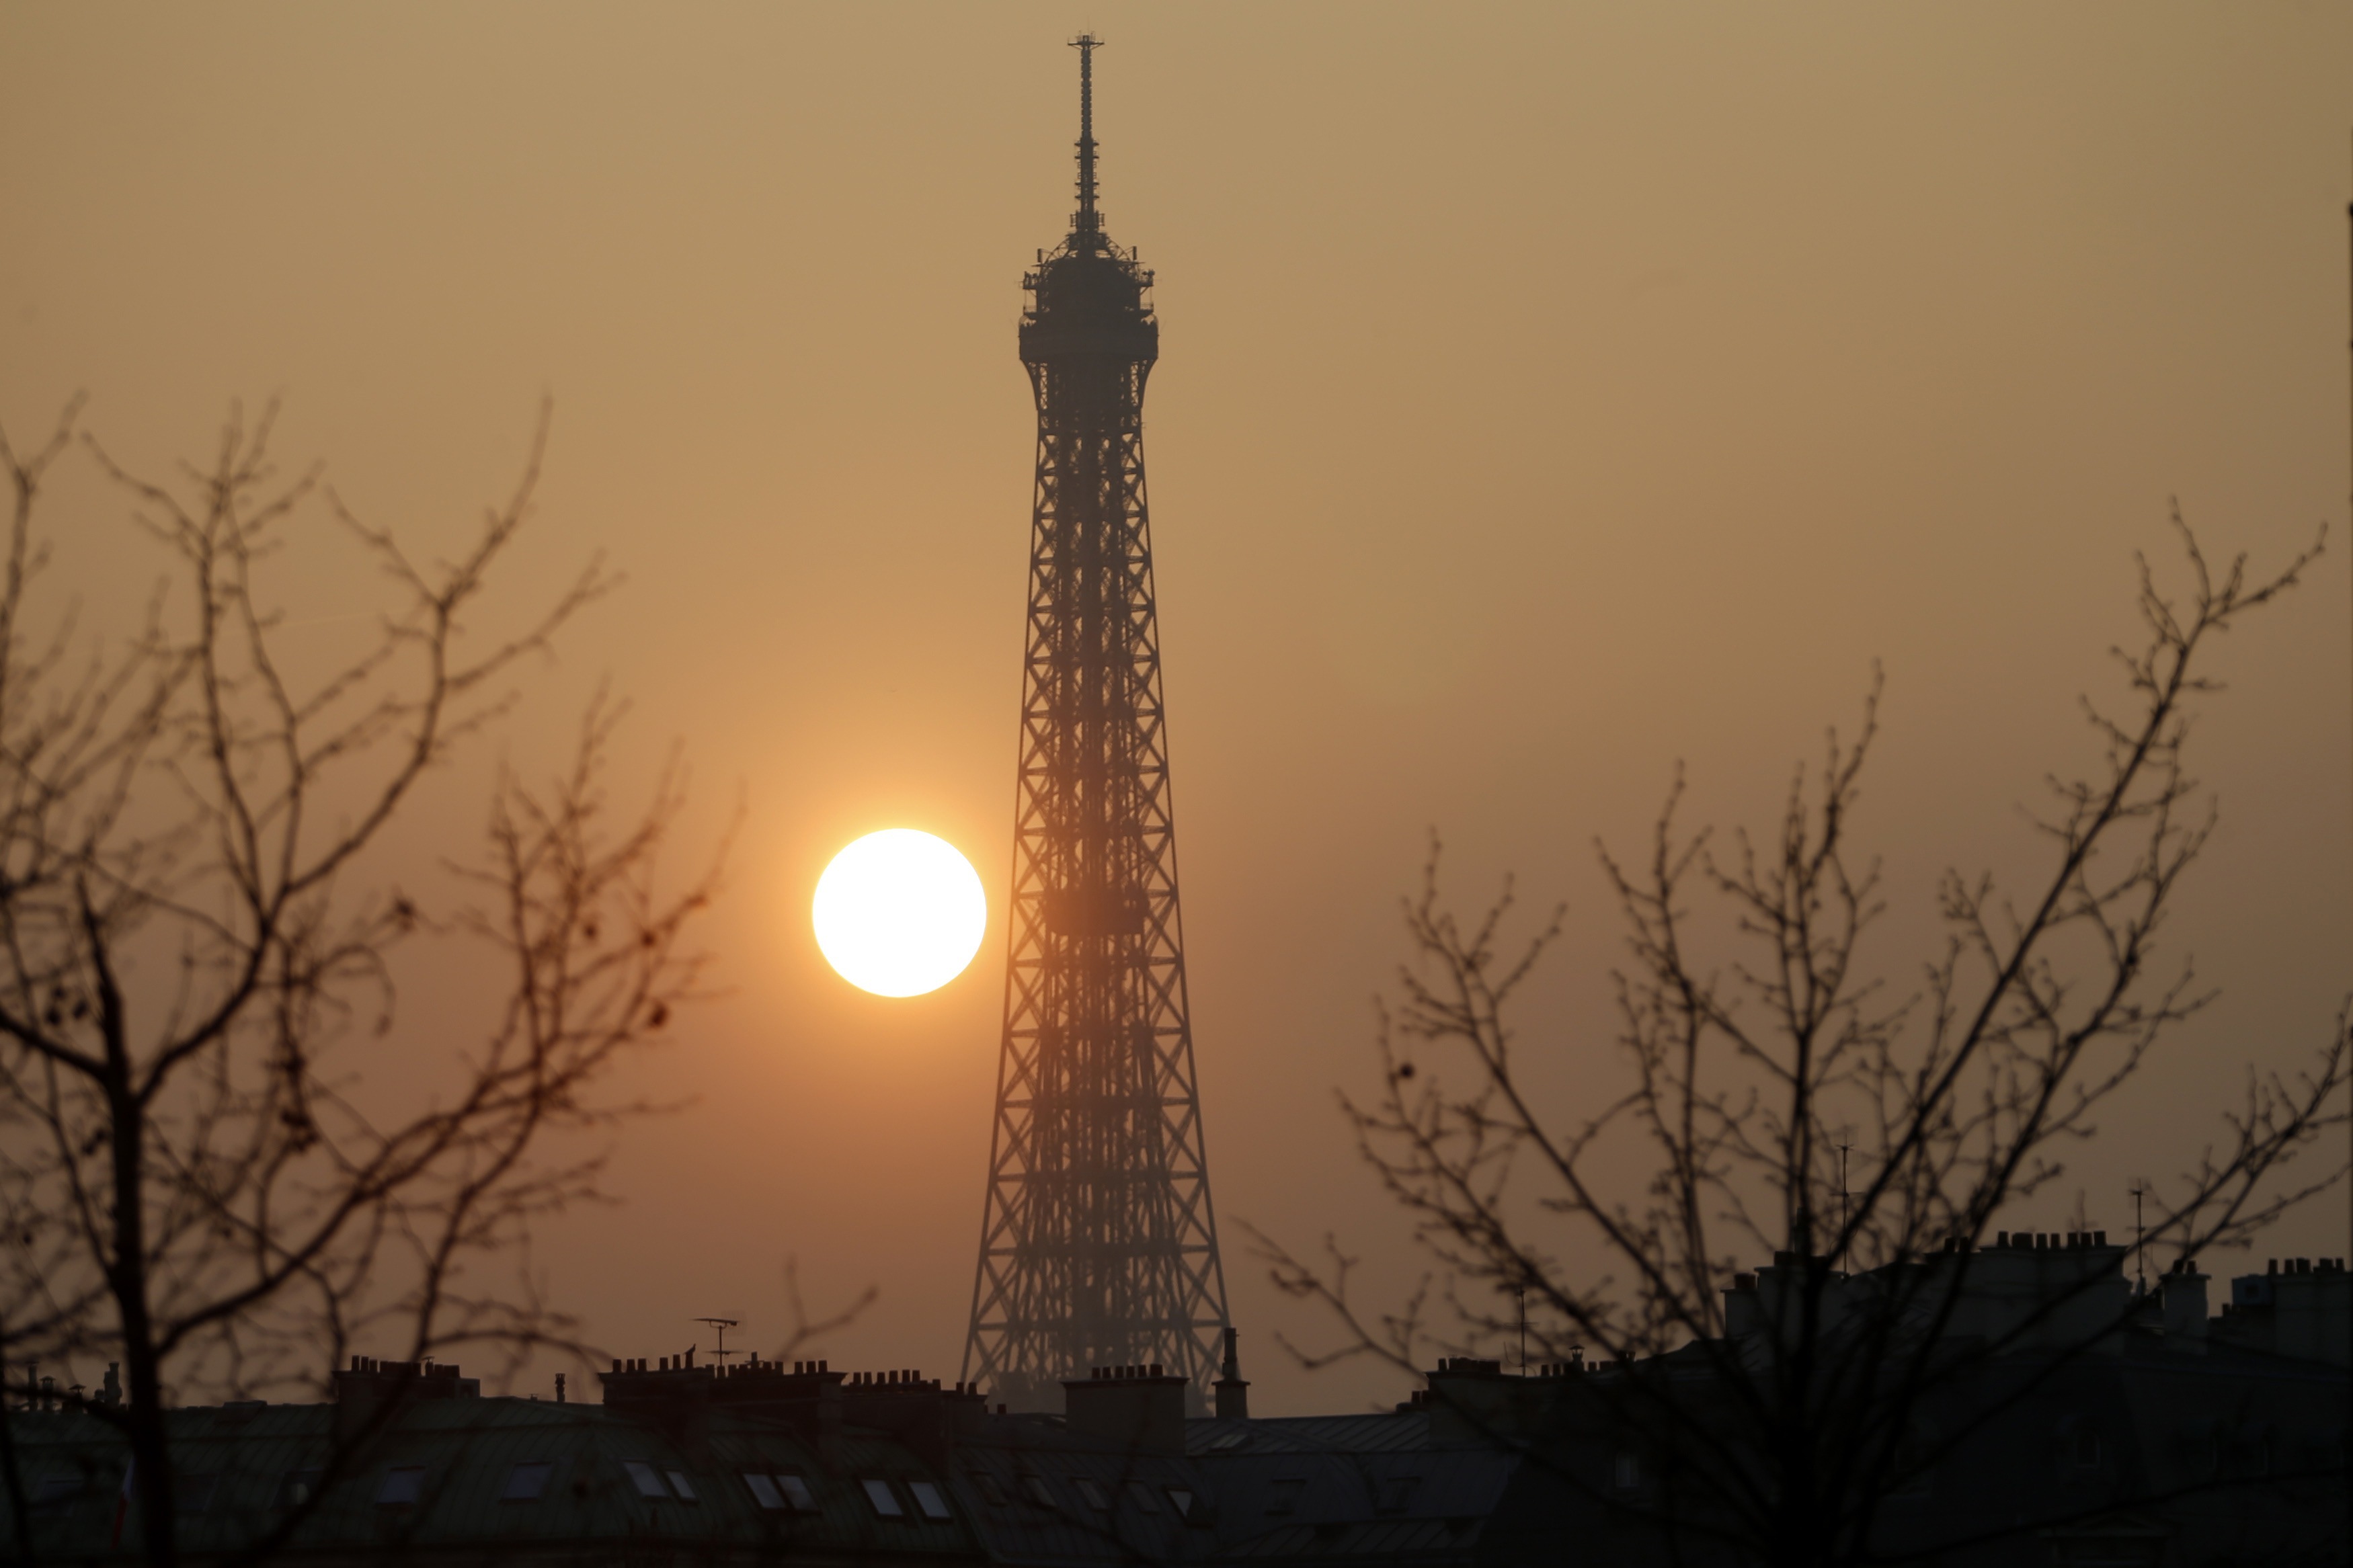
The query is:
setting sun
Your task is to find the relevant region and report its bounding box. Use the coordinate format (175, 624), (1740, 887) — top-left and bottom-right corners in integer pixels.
(811, 829), (988, 998)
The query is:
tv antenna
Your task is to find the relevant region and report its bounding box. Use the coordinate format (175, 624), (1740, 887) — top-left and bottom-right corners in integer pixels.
(2128, 1182), (2150, 1294)
(694, 1317), (743, 1364)
(1836, 1140), (1853, 1272)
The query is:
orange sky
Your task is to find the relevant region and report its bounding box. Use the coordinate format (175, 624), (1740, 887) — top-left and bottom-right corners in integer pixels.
(3, 3), (2349, 1415)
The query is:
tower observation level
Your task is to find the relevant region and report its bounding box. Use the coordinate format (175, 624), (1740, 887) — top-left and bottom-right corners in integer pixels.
(961, 36), (1231, 1411)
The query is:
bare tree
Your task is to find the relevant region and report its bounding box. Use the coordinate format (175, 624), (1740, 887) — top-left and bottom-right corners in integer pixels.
(0, 399), (721, 1567)
(1263, 521), (2350, 1566)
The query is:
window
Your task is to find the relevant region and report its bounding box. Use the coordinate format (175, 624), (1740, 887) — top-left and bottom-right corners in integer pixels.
(1021, 1474), (1056, 1509)
(1125, 1481), (1160, 1513)
(776, 1473), (817, 1513)
(2051, 1532), (2163, 1565)
(1375, 1475), (1421, 1514)
(1266, 1478), (1306, 1516)
(31, 1475), (81, 1514)
(623, 1461), (668, 1499)
(1164, 1487), (1195, 1520)
(863, 1479), (905, 1518)
(502, 1462), (553, 1502)
(1209, 1430), (1251, 1452)
(745, 1473), (785, 1511)
(273, 1469), (323, 1510)
(377, 1467), (426, 1507)
(971, 1472), (1008, 1506)
(1611, 1452), (1642, 1493)
(908, 1479), (953, 1520)
(666, 1471), (697, 1503)
(1074, 1477), (1111, 1511)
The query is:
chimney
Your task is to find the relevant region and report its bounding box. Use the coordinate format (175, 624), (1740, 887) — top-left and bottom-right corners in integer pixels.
(1722, 1272), (1760, 1339)
(2160, 1259), (2208, 1353)
(1213, 1328), (1250, 1421)
(1063, 1365), (1187, 1457)
(331, 1357), (481, 1439)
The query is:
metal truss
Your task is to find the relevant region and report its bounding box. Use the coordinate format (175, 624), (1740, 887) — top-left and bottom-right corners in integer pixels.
(961, 36), (1231, 1412)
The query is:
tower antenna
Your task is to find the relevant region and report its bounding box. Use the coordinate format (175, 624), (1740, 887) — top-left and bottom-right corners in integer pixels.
(1071, 34), (1101, 240)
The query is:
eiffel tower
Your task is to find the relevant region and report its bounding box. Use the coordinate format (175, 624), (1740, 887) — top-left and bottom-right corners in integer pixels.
(961, 36), (1231, 1413)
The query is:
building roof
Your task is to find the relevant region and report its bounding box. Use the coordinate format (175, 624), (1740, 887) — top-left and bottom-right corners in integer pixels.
(5, 1395), (978, 1565)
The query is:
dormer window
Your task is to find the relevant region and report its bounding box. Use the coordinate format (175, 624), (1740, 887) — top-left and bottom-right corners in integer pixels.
(502, 1462), (553, 1501)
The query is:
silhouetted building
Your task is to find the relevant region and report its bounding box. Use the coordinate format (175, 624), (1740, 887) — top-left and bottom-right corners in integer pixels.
(10, 1248), (2343, 1566)
(1467, 1241), (2348, 1567)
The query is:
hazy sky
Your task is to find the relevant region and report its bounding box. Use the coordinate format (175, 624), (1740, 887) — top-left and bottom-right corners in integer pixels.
(4, 2), (2349, 1415)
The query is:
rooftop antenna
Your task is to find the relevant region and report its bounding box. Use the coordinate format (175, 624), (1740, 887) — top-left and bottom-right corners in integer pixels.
(2128, 1180), (2150, 1294)
(1836, 1140), (1853, 1272)
(1070, 33), (1101, 241)
(694, 1317), (742, 1364)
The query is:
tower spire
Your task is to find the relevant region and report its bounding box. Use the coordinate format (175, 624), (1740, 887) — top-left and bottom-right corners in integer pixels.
(1071, 34), (1101, 242)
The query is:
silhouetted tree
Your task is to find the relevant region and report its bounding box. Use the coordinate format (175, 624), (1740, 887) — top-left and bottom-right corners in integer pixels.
(1264, 521), (2349, 1566)
(0, 399), (720, 1567)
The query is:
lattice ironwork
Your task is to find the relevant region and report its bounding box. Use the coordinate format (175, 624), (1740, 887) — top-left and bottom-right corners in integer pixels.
(961, 36), (1230, 1412)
